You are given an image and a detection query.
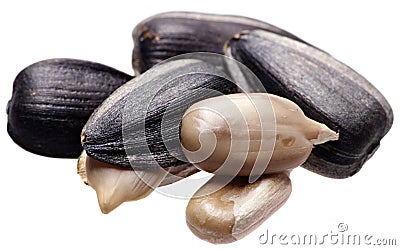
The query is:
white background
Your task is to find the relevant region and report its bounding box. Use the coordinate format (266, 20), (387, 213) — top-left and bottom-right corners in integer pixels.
(1, 0), (399, 249)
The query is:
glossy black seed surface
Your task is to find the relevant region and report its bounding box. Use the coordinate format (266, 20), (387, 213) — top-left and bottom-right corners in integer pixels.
(226, 30), (393, 178)
(82, 59), (242, 169)
(7, 59), (132, 158)
(132, 11), (308, 73)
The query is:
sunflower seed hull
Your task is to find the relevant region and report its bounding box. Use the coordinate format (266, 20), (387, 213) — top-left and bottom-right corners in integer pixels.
(225, 30), (393, 178)
(7, 58), (132, 158)
(132, 11), (309, 73)
(82, 59), (241, 169)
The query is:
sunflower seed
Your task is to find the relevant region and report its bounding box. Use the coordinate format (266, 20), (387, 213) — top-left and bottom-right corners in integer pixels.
(225, 30), (393, 178)
(132, 11), (309, 73)
(7, 58), (132, 158)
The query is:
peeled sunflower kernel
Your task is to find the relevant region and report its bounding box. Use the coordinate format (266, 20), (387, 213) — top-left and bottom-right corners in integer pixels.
(186, 172), (292, 244)
(83, 153), (166, 214)
(77, 151), (198, 213)
(181, 93), (338, 176)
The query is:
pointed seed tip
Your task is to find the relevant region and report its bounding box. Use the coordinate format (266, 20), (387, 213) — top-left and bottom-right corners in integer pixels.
(311, 124), (339, 145)
(97, 193), (122, 214)
(99, 204), (113, 214)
